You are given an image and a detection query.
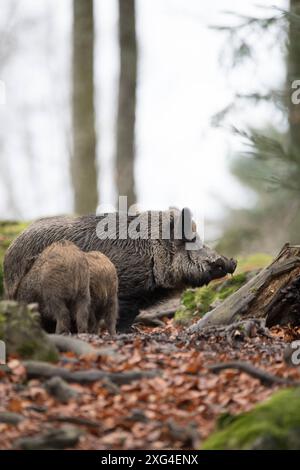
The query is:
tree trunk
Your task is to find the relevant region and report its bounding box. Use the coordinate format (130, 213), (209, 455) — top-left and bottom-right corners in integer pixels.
(71, 0), (98, 215)
(288, 0), (300, 152)
(188, 243), (300, 332)
(116, 0), (137, 208)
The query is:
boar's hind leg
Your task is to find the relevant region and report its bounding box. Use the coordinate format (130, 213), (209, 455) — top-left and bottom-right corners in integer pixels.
(74, 297), (90, 334)
(88, 307), (98, 334)
(116, 299), (139, 333)
(104, 297), (118, 336)
(45, 299), (71, 335)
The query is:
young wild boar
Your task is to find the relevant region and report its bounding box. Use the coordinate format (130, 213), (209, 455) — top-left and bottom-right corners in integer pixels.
(4, 208), (237, 332)
(16, 240), (90, 335)
(85, 251), (118, 336)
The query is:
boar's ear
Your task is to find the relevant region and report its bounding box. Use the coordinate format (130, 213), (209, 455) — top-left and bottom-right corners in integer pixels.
(175, 208), (196, 242)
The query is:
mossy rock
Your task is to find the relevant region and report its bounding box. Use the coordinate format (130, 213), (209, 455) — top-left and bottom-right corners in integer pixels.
(0, 301), (58, 362)
(175, 273), (248, 325)
(202, 388), (300, 450)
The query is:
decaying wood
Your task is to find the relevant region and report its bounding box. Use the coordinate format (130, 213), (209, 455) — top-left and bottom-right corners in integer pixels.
(208, 361), (298, 387)
(188, 243), (300, 332)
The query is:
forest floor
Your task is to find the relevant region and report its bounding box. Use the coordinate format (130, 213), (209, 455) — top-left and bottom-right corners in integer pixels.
(0, 225), (297, 449)
(1, 316), (300, 450)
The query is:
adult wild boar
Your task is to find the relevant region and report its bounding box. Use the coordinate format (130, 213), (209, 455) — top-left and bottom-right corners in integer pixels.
(4, 208), (236, 331)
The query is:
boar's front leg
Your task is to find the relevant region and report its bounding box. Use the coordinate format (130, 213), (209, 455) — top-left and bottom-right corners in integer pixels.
(116, 298), (140, 333)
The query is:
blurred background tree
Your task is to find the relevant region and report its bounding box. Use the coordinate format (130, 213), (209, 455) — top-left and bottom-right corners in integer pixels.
(215, 1), (300, 256)
(72, 0), (98, 215)
(116, 0), (137, 207)
(72, 0), (138, 213)
(0, 4), (21, 216)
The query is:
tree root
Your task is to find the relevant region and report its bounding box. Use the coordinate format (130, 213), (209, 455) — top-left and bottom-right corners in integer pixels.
(47, 415), (101, 429)
(47, 334), (116, 357)
(0, 412), (24, 425)
(44, 376), (80, 403)
(208, 361), (298, 387)
(23, 360), (159, 385)
(135, 309), (176, 327)
(14, 426), (82, 450)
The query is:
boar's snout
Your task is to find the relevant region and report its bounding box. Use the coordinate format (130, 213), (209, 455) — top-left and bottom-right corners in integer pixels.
(224, 257), (237, 274)
(207, 257), (237, 282)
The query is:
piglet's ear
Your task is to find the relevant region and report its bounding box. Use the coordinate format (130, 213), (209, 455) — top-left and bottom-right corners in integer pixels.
(175, 207), (196, 242)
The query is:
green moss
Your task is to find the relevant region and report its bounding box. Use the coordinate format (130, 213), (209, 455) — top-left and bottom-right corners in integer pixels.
(175, 273), (248, 325)
(216, 412), (237, 430)
(0, 301), (58, 362)
(181, 289), (198, 311)
(217, 273), (247, 301)
(174, 309), (197, 326)
(196, 286), (217, 313)
(202, 388), (300, 450)
(175, 286), (217, 325)
(17, 340), (58, 362)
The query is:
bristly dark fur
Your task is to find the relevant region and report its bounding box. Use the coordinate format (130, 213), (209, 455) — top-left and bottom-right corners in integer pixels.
(4, 210), (236, 331)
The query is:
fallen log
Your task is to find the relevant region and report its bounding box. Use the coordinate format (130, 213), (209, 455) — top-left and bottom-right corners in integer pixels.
(188, 243), (300, 332)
